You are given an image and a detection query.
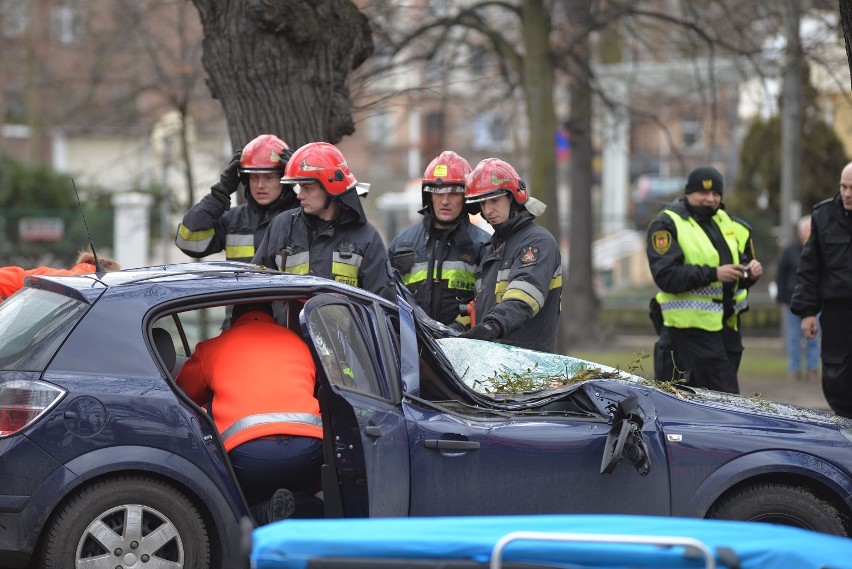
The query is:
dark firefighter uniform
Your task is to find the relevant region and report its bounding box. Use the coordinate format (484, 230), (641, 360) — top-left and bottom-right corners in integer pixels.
(176, 191), (295, 262)
(389, 214), (490, 327)
(252, 200), (394, 303)
(647, 198), (749, 393)
(475, 211), (562, 353)
(791, 193), (852, 418)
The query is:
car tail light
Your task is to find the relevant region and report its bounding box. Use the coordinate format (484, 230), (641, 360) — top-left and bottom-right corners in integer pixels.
(0, 380), (65, 437)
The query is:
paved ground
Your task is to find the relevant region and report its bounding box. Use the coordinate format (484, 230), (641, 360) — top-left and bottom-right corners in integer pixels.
(615, 335), (831, 412)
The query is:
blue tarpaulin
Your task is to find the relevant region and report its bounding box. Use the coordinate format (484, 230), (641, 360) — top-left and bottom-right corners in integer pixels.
(251, 514), (852, 569)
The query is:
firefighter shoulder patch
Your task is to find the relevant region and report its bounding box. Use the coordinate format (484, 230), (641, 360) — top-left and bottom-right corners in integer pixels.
(651, 230), (673, 255)
(519, 246), (539, 266)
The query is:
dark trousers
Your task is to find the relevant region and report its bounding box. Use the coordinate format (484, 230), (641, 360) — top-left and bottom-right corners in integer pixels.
(819, 301), (852, 418)
(666, 326), (741, 394)
(229, 435), (323, 507)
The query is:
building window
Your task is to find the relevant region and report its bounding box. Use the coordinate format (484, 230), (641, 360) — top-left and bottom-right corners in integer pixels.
(682, 118), (701, 148)
(367, 110), (395, 148)
(3, 90), (26, 124)
(1, 0), (28, 37)
(473, 110), (513, 152)
(51, 5), (80, 44)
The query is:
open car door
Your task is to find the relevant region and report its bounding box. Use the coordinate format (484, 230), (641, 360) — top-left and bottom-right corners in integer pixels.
(300, 294), (410, 517)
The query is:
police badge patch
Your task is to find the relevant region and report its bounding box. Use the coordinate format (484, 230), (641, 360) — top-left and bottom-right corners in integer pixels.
(651, 230), (672, 255)
(520, 246), (539, 266)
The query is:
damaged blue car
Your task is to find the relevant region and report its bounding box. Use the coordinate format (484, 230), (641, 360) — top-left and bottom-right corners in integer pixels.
(0, 261), (850, 569)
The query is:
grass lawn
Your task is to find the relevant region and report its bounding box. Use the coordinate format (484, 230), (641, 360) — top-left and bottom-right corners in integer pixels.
(572, 343), (788, 381)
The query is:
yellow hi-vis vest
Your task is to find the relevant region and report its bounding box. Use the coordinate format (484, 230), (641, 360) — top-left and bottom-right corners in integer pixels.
(655, 209), (748, 331)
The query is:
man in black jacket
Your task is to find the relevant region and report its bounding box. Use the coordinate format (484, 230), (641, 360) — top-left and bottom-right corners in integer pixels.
(460, 158), (562, 353)
(791, 162), (852, 417)
(389, 151), (490, 328)
(776, 215), (819, 382)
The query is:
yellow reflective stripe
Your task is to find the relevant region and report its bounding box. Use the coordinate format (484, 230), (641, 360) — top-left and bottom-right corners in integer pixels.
(494, 280), (508, 302)
(455, 314), (471, 326)
(225, 245), (254, 259)
(284, 264), (310, 275)
(503, 288), (540, 315)
(332, 253), (361, 287)
(176, 224), (215, 252)
(403, 262), (429, 285)
(550, 274), (562, 290)
(441, 269), (475, 291)
(332, 261), (360, 278)
(276, 251), (310, 273)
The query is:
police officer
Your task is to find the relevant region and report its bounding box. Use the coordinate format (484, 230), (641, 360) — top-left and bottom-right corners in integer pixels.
(647, 166), (760, 393)
(253, 142), (394, 302)
(176, 134), (297, 262)
(460, 158), (562, 353)
(791, 161), (852, 418)
(389, 151), (491, 328)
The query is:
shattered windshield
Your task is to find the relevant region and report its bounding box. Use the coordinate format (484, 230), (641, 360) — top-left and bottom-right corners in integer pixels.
(436, 338), (636, 394)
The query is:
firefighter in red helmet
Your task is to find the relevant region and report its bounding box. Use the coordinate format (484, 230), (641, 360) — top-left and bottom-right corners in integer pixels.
(253, 142), (394, 301)
(388, 151), (491, 328)
(176, 134), (298, 262)
(460, 158), (562, 352)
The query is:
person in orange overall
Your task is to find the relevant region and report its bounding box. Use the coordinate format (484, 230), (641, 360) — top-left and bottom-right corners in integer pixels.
(176, 301), (323, 525)
(0, 249), (120, 301)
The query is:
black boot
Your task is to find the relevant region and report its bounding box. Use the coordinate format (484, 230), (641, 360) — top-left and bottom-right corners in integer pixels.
(250, 488), (295, 525)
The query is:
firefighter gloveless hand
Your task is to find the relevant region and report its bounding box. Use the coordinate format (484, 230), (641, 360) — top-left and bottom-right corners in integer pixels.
(460, 321), (502, 341)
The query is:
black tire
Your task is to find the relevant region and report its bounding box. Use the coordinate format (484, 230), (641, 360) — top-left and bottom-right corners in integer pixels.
(707, 482), (848, 536)
(39, 474), (211, 569)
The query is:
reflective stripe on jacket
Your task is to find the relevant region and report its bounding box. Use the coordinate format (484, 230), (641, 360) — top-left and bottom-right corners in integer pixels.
(656, 208), (746, 331)
(253, 208), (394, 302)
(389, 215), (490, 326)
(175, 311), (322, 451)
(176, 190), (293, 262)
(475, 211), (562, 352)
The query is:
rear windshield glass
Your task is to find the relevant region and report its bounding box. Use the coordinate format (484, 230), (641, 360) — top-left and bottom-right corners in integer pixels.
(0, 288), (88, 371)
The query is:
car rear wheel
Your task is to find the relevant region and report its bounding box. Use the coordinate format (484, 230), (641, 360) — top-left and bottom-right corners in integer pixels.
(39, 474), (211, 568)
(707, 482), (848, 536)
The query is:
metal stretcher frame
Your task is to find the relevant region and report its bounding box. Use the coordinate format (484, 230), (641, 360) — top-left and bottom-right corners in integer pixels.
(489, 531), (717, 569)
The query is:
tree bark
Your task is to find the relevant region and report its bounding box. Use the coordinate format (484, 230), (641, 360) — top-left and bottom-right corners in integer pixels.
(842, 0), (852, 90)
(520, 0), (558, 235)
(191, 0), (373, 149)
(560, 0), (599, 350)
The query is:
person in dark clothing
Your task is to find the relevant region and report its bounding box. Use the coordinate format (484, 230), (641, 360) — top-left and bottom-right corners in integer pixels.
(176, 134), (297, 262)
(791, 161), (852, 418)
(646, 166), (761, 393)
(460, 158), (562, 353)
(252, 142), (394, 302)
(777, 215), (819, 382)
(389, 151), (490, 328)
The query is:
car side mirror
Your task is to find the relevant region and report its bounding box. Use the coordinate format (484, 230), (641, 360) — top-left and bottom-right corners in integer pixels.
(600, 394), (651, 476)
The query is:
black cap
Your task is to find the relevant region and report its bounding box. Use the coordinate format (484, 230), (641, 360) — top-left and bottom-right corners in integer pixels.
(685, 166), (724, 196)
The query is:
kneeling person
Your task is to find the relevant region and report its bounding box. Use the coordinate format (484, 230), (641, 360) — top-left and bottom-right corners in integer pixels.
(176, 302), (323, 524)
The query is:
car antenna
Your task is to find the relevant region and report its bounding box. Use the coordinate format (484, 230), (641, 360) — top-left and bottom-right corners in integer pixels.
(71, 177), (106, 274)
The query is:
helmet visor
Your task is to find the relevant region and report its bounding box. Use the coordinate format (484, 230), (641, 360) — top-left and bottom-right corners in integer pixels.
(464, 189), (509, 204)
(424, 185), (465, 195)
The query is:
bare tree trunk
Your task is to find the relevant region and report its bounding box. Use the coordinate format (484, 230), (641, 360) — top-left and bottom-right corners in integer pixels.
(191, 0), (373, 149)
(841, 0), (852, 89)
(560, 0), (599, 351)
(780, 0), (802, 246)
(521, 0), (558, 235)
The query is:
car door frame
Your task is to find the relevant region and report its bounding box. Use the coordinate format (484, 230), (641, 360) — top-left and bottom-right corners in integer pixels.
(300, 293), (411, 518)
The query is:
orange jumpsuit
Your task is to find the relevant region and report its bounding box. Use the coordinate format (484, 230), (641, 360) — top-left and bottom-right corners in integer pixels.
(176, 310), (322, 451)
(0, 262), (98, 301)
